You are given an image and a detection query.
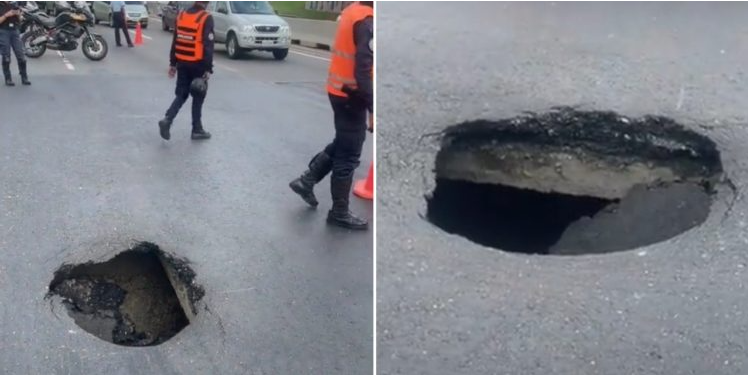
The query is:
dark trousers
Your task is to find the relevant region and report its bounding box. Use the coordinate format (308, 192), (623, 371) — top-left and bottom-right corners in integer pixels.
(0, 28), (26, 65)
(165, 64), (207, 129)
(322, 94), (368, 180)
(113, 11), (132, 46)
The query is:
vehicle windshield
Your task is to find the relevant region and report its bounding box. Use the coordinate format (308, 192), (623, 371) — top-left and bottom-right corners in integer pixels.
(230, 1), (274, 15)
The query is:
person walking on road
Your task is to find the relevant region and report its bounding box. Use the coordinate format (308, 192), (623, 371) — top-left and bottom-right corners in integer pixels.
(0, 1), (30, 86)
(158, 1), (213, 141)
(110, 1), (133, 47)
(289, 1), (373, 230)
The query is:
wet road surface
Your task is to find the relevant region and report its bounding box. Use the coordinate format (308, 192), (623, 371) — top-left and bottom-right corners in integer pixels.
(0, 18), (372, 375)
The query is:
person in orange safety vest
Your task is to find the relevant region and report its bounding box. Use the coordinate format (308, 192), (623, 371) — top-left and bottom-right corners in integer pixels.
(289, 1), (373, 230)
(158, 1), (214, 141)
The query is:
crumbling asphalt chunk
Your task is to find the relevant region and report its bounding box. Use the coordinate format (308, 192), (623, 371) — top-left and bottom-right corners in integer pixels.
(438, 107), (722, 177)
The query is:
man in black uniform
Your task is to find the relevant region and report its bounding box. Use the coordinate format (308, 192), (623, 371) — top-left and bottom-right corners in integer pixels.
(289, 1), (373, 230)
(111, 1), (133, 48)
(0, 1), (30, 86)
(158, 1), (213, 141)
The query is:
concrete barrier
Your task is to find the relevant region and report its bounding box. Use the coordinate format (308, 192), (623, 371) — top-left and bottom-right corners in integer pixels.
(283, 17), (337, 50)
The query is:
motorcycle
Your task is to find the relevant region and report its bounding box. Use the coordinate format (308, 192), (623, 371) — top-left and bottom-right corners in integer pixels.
(17, 2), (41, 34)
(20, 2), (107, 61)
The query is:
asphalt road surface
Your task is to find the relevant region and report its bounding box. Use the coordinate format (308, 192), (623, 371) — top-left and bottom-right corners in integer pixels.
(377, 2), (748, 375)
(0, 18), (372, 375)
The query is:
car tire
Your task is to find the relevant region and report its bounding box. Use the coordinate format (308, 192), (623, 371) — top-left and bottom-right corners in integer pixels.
(227, 33), (242, 60)
(142, 23), (148, 29)
(273, 49), (289, 61)
(162, 17), (169, 31)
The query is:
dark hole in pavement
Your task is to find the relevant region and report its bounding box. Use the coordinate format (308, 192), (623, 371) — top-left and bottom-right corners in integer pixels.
(427, 108), (723, 255)
(47, 242), (205, 346)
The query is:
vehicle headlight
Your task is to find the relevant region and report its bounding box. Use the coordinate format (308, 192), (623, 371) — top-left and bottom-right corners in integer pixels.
(280, 26), (290, 34)
(242, 25), (254, 32)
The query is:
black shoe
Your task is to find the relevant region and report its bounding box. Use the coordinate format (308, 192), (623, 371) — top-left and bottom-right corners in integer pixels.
(18, 62), (30, 86)
(289, 178), (318, 207)
(289, 151), (332, 208)
(158, 118), (172, 140)
(3, 62), (13, 87)
(128, 44), (134, 48)
(191, 129), (211, 140)
(327, 176), (368, 230)
(116, 44), (122, 47)
(327, 210), (368, 230)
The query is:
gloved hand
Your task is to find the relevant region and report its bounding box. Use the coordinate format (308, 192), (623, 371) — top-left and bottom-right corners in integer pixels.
(342, 85), (367, 108)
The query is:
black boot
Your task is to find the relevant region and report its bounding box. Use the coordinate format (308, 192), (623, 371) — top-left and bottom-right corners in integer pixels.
(158, 117), (172, 140)
(191, 125), (211, 140)
(289, 151), (332, 207)
(327, 176), (368, 230)
(18, 61), (30, 86)
(3, 62), (14, 86)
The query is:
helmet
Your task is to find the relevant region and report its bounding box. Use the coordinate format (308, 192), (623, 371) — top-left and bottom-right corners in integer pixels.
(190, 78), (208, 97)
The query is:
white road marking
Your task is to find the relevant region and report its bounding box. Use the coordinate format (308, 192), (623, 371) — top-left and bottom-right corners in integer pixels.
(289, 49), (330, 62)
(149, 17), (162, 23)
(57, 51), (75, 71)
(676, 86), (685, 110)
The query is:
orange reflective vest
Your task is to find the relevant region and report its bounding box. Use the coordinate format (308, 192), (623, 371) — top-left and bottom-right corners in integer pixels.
(327, 3), (373, 97)
(174, 10), (209, 63)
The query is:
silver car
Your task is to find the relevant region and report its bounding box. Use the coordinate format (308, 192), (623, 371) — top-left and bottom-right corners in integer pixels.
(207, 1), (291, 61)
(91, 1), (149, 28)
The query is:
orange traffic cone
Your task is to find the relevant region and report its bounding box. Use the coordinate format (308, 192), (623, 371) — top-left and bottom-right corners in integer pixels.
(353, 162), (374, 200)
(134, 22), (144, 46)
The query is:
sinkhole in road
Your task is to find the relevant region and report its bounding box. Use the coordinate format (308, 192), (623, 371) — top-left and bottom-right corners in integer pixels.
(426, 108), (723, 255)
(47, 242), (205, 346)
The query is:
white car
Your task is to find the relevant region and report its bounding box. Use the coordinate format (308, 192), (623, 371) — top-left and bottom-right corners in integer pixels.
(207, 1), (291, 60)
(91, 1), (149, 28)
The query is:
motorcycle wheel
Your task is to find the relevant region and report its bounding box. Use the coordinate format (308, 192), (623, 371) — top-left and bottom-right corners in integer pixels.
(82, 34), (108, 61)
(22, 32), (47, 58)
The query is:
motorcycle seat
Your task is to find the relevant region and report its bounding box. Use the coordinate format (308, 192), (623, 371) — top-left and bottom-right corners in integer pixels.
(36, 14), (57, 28)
